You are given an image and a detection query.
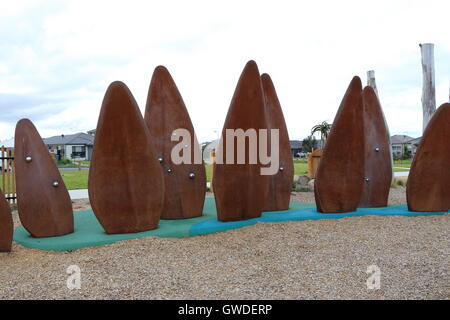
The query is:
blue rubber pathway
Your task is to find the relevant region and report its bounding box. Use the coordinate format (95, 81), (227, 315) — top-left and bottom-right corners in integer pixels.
(13, 197), (448, 252)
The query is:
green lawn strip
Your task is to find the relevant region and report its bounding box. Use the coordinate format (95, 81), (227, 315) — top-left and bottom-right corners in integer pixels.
(393, 168), (410, 172)
(205, 161), (308, 181)
(60, 169), (89, 190)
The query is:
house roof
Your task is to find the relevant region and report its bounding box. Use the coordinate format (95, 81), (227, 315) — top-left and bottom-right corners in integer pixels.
(408, 136), (422, 145)
(290, 140), (302, 149)
(390, 135), (415, 144)
(43, 133), (94, 146)
(87, 129), (96, 134)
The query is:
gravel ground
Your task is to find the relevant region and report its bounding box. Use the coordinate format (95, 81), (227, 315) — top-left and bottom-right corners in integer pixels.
(1, 187), (448, 300)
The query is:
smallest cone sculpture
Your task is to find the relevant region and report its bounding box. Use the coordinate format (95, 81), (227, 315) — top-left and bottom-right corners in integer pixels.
(407, 103), (450, 212)
(0, 190), (13, 252)
(14, 119), (73, 238)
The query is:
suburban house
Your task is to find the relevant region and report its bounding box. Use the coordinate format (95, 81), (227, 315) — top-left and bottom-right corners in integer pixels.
(290, 140), (303, 157)
(390, 135), (415, 157)
(407, 136), (422, 155)
(43, 132), (95, 161)
(87, 129), (96, 136)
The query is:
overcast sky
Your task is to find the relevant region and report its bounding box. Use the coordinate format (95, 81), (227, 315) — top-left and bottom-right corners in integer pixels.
(1, 0), (449, 143)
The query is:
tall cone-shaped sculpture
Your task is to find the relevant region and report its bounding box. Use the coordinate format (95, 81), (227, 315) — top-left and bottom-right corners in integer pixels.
(359, 86), (392, 207)
(89, 81), (164, 234)
(261, 73), (293, 211)
(213, 60), (270, 221)
(144, 66), (206, 219)
(15, 119), (73, 237)
(315, 77), (364, 213)
(407, 103), (450, 212)
(0, 190), (13, 252)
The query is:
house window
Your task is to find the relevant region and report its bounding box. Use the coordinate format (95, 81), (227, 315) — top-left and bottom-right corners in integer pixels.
(72, 146), (86, 158)
(392, 145), (402, 154)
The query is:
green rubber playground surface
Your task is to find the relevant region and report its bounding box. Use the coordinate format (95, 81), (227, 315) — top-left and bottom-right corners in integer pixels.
(13, 197), (448, 252)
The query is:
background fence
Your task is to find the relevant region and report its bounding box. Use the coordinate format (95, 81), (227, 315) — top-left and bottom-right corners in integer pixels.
(0, 146), (16, 204)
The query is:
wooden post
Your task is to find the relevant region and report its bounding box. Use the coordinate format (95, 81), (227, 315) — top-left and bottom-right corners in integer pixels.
(307, 152), (313, 178)
(210, 150), (216, 192)
(5, 148), (10, 200)
(420, 43), (436, 132)
(11, 148), (16, 204)
(1, 146), (5, 194)
(77, 160), (81, 171)
(367, 70), (378, 95)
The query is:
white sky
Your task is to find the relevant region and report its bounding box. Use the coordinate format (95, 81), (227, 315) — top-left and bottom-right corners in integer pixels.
(0, 0), (449, 142)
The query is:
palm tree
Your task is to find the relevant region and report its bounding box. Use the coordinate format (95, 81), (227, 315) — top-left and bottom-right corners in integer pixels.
(311, 121), (331, 147)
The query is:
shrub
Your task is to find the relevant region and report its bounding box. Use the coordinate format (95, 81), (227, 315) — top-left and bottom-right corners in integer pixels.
(58, 158), (72, 165)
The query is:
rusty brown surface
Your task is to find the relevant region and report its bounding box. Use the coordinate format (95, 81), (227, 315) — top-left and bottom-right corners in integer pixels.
(359, 86), (392, 208)
(14, 119), (73, 238)
(144, 66), (206, 220)
(213, 60), (269, 221)
(261, 73), (293, 211)
(0, 190), (13, 252)
(314, 76), (365, 213)
(89, 81), (164, 234)
(407, 103), (450, 212)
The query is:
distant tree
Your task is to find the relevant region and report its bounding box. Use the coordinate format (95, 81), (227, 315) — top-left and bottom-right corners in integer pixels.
(302, 135), (318, 153)
(311, 121), (332, 146)
(402, 145), (412, 160)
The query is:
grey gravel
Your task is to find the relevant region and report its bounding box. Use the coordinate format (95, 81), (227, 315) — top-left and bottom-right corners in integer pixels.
(1, 187), (448, 300)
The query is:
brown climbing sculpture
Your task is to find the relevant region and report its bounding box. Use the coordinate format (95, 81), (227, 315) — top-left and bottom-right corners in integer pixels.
(407, 103), (450, 212)
(144, 66), (206, 220)
(314, 76), (365, 213)
(0, 190), (13, 252)
(261, 73), (293, 211)
(359, 86), (392, 208)
(213, 60), (269, 221)
(14, 119), (73, 237)
(89, 81), (164, 234)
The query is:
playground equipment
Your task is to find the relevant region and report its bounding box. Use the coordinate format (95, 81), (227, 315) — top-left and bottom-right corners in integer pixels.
(2, 61), (448, 253)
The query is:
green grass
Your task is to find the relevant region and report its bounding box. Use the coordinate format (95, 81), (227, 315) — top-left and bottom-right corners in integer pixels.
(294, 161), (308, 175)
(393, 159), (412, 168)
(393, 168), (410, 172)
(57, 160), (91, 169)
(60, 170), (89, 190)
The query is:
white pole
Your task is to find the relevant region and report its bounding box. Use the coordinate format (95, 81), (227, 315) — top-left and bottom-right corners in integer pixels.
(419, 43), (436, 132)
(367, 70), (378, 95)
